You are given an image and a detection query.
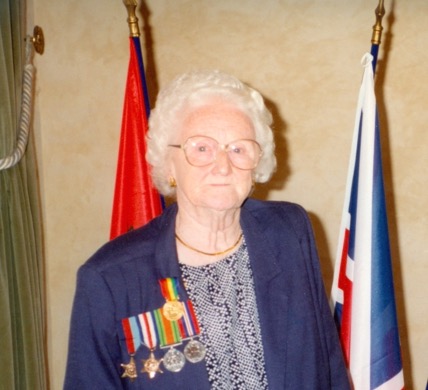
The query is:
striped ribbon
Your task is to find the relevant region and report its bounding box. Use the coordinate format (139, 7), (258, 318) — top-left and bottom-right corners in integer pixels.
(122, 316), (142, 355)
(159, 277), (180, 301)
(138, 311), (158, 350)
(153, 308), (182, 348)
(178, 300), (201, 339)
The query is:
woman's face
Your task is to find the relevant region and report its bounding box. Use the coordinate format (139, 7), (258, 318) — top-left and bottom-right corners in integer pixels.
(168, 100), (256, 213)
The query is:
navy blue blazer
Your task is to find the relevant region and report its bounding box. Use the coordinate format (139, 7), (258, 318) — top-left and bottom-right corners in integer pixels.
(64, 199), (350, 389)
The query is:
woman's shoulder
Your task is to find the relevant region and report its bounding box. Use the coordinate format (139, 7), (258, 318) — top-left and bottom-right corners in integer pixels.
(243, 198), (308, 218)
(243, 198), (312, 235)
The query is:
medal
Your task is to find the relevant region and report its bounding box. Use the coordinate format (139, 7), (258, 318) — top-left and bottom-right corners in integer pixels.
(178, 300), (207, 364)
(153, 307), (186, 372)
(141, 351), (163, 379)
(121, 316), (142, 380)
(163, 348), (186, 372)
(184, 339), (206, 363)
(138, 311), (162, 379)
(159, 277), (184, 320)
(163, 300), (184, 321)
(121, 356), (137, 381)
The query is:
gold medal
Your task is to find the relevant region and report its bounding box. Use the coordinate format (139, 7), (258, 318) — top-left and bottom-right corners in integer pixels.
(162, 300), (184, 321)
(159, 278), (184, 321)
(121, 356), (137, 381)
(141, 351), (163, 379)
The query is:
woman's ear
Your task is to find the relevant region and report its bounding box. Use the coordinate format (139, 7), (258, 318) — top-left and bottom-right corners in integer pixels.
(166, 158), (177, 188)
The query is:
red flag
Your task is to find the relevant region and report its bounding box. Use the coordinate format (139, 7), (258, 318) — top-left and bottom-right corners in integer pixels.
(110, 37), (163, 240)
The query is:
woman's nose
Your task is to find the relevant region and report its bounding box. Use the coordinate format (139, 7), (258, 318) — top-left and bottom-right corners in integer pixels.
(213, 149), (232, 175)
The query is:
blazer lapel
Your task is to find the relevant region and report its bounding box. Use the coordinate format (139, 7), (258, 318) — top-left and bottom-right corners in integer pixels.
(241, 206), (289, 389)
(153, 204), (183, 280)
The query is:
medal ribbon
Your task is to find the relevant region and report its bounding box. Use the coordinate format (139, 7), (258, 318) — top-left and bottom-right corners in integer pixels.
(153, 308), (182, 348)
(122, 316), (142, 355)
(178, 300), (201, 339)
(138, 311), (158, 350)
(159, 277), (180, 301)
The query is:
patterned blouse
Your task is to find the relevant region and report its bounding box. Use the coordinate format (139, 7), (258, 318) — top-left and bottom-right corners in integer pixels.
(179, 239), (269, 390)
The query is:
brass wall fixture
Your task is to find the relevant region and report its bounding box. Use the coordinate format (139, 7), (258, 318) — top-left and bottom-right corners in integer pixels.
(31, 25), (44, 55)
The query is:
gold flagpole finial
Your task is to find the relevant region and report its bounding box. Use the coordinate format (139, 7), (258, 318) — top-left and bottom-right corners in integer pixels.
(371, 0), (385, 45)
(122, 0), (140, 37)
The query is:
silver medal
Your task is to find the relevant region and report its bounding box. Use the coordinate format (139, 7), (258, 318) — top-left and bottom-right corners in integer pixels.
(184, 339), (206, 363)
(162, 348), (186, 372)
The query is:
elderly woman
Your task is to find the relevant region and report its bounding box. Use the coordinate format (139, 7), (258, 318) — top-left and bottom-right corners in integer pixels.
(64, 71), (350, 389)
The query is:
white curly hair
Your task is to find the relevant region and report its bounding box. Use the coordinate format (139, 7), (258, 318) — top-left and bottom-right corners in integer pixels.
(146, 70), (277, 196)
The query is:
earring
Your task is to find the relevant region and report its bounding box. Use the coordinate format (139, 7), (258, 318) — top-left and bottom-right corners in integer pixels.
(169, 177), (177, 188)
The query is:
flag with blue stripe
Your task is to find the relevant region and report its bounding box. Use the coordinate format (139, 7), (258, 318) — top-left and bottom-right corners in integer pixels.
(331, 53), (404, 390)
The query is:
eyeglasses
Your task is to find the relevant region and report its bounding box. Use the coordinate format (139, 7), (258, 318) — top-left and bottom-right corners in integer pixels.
(168, 135), (262, 170)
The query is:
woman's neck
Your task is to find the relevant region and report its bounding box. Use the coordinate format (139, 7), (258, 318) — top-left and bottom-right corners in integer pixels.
(175, 206), (242, 267)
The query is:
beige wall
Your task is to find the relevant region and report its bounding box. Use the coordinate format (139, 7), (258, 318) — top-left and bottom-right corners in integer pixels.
(29, 0), (427, 389)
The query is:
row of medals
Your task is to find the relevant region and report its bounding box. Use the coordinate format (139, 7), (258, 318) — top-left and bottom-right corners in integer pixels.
(142, 337), (206, 378)
(124, 299), (206, 380)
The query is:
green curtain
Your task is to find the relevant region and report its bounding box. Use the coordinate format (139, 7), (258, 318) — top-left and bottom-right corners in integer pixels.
(0, 0), (47, 389)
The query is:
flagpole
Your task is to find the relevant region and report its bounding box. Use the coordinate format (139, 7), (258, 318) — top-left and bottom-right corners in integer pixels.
(122, 0), (151, 115)
(370, 0), (385, 72)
